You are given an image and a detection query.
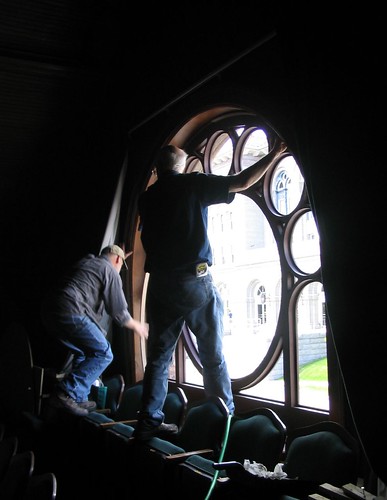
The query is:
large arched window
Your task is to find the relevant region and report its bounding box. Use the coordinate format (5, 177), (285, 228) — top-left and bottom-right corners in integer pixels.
(136, 105), (334, 423)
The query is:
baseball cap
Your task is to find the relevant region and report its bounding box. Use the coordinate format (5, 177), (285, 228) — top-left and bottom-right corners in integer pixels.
(107, 245), (128, 269)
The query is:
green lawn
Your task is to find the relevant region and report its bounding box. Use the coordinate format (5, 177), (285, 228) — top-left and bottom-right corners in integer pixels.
(299, 357), (327, 383)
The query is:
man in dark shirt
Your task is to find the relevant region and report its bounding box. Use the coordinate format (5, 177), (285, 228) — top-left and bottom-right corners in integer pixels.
(135, 138), (285, 440)
(41, 245), (148, 417)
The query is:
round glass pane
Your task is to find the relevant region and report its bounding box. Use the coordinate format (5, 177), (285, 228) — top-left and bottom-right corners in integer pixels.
(290, 211), (321, 274)
(209, 133), (233, 175)
(270, 156), (304, 215)
(186, 157), (203, 173)
(241, 129), (268, 170)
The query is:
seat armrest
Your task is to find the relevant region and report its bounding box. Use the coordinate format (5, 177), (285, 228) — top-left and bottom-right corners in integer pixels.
(164, 448), (214, 462)
(99, 419), (138, 428)
(94, 408), (111, 415)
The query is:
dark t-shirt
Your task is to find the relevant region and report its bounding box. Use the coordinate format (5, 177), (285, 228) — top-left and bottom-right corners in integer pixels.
(42, 254), (131, 334)
(138, 171), (235, 273)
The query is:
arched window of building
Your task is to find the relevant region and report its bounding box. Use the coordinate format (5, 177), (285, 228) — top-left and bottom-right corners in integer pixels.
(136, 104), (335, 425)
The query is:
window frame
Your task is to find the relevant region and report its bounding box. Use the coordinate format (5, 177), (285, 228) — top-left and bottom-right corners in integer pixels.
(132, 103), (345, 427)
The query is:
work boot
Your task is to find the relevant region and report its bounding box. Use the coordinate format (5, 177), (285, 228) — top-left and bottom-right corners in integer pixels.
(78, 400), (97, 412)
(133, 420), (179, 441)
(49, 391), (88, 417)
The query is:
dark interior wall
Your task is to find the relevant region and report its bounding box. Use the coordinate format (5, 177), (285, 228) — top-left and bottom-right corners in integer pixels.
(0, 3), (385, 483)
(0, 2), (138, 361)
(0, 74), (129, 369)
(2, 125), (127, 368)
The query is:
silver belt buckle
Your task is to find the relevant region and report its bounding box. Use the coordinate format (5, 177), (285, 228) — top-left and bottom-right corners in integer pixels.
(196, 262), (208, 277)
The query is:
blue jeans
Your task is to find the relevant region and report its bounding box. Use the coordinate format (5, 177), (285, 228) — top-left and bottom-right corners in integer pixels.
(141, 270), (234, 425)
(43, 315), (113, 402)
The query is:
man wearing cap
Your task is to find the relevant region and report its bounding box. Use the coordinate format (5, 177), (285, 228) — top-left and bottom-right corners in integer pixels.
(41, 245), (148, 417)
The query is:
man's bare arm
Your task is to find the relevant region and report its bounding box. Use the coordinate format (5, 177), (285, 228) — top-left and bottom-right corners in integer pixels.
(228, 137), (287, 193)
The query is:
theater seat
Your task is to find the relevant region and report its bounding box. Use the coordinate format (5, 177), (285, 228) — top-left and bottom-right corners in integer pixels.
(281, 420), (360, 497)
(0, 450), (35, 500)
(80, 384), (187, 499)
(212, 420), (360, 500)
(0, 436), (18, 484)
(23, 471), (57, 500)
(128, 396), (230, 499)
(175, 407), (287, 500)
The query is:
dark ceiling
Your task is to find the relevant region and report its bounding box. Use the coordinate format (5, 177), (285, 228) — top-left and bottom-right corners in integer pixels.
(0, 1), (277, 170)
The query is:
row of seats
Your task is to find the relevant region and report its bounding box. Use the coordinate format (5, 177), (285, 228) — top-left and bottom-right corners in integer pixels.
(0, 428), (57, 500)
(207, 419), (361, 500)
(74, 379), (361, 500)
(0, 326), (366, 498)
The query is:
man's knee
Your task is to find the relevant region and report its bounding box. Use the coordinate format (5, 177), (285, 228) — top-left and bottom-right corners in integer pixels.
(104, 346), (114, 365)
